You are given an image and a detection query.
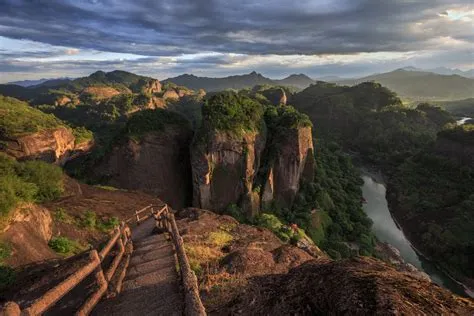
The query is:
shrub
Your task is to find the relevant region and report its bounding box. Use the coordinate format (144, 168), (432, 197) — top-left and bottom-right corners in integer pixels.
(223, 204), (246, 223)
(72, 126), (94, 145)
(0, 175), (38, 216)
(48, 237), (83, 255)
(0, 243), (11, 262)
(81, 210), (97, 229)
(0, 266), (15, 291)
(16, 161), (63, 202)
(97, 217), (120, 232)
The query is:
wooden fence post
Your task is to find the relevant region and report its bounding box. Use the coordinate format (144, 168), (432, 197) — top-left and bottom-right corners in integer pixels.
(0, 302), (20, 316)
(135, 210), (140, 225)
(77, 250), (108, 316)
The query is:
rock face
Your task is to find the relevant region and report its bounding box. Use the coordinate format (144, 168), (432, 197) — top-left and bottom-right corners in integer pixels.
(261, 88), (287, 105)
(191, 126), (314, 216)
(96, 126), (193, 209)
(262, 127), (315, 208)
(1, 127), (76, 165)
(163, 89), (180, 100)
(80, 86), (122, 100)
(142, 79), (162, 94)
(2, 204), (57, 267)
(224, 256), (474, 315)
(191, 131), (266, 215)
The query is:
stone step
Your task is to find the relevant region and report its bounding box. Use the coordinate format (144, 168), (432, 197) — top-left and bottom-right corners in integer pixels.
(126, 256), (176, 279)
(122, 267), (178, 292)
(132, 240), (171, 256)
(129, 247), (175, 267)
(93, 283), (183, 315)
(134, 234), (168, 248)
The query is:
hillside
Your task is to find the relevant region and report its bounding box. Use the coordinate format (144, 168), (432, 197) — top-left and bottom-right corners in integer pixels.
(163, 71), (275, 92)
(274, 74), (315, 89)
(336, 69), (474, 101)
(433, 98), (474, 117)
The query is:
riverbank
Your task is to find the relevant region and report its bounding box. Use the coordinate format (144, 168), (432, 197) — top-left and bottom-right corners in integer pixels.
(360, 170), (474, 298)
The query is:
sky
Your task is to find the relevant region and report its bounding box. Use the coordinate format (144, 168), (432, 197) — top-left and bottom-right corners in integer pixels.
(0, 0), (473, 83)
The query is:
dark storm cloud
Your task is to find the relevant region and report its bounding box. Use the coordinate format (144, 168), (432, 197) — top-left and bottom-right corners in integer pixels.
(0, 0), (472, 56)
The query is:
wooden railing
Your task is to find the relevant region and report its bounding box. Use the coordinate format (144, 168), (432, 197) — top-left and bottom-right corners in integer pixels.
(155, 206), (207, 316)
(1, 204), (206, 316)
(2, 212), (137, 316)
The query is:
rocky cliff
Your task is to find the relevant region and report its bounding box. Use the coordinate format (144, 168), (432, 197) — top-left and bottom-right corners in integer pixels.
(2, 127), (76, 165)
(262, 126), (314, 208)
(95, 110), (193, 209)
(190, 93), (315, 217)
(191, 131), (266, 216)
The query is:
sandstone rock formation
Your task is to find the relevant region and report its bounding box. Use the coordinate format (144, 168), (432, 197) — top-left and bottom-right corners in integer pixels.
(1, 127), (76, 165)
(2, 204), (57, 267)
(96, 126), (193, 209)
(141, 79), (162, 94)
(80, 86), (122, 101)
(262, 126), (314, 208)
(261, 87), (287, 105)
(191, 131), (266, 216)
(223, 256), (474, 315)
(163, 89), (180, 100)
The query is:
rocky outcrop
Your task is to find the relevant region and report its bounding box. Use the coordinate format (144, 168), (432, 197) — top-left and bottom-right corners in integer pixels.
(262, 127), (314, 208)
(142, 79), (162, 94)
(191, 131), (266, 215)
(80, 86), (122, 100)
(223, 256), (474, 315)
(1, 127), (76, 165)
(261, 88), (287, 105)
(2, 204), (57, 267)
(96, 126), (193, 209)
(163, 89), (180, 100)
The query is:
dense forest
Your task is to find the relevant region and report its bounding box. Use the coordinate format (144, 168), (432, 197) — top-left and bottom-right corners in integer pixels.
(291, 82), (474, 282)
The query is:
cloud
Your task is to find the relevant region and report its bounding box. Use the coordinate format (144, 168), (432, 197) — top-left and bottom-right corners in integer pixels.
(0, 0), (473, 56)
(0, 0), (472, 81)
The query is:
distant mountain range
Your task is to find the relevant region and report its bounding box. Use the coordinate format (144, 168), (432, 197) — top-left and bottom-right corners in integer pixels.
(2, 67), (474, 103)
(401, 66), (474, 78)
(7, 77), (72, 87)
(335, 69), (474, 101)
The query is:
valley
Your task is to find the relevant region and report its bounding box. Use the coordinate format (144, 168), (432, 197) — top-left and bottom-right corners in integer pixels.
(0, 68), (473, 313)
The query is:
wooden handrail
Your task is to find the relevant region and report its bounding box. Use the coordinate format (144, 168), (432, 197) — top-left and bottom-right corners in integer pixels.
(155, 206), (207, 316)
(2, 205), (151, 316)
(1, 204), (203, 316)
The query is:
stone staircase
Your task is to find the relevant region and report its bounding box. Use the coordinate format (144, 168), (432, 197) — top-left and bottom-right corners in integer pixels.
(93, 218), (184, 315)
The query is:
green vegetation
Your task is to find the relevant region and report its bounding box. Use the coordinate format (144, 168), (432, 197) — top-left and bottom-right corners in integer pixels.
(0, 154), (63, 219)
(48, 236), (85, 255)
(72, 126), (94, 145)
(125, 109), (191, 139)
(201, 92), (264, 135)
(433, 98), (474, 117)
(207, 231), (233, 247)
(0, 96), (64, 137)
(80, 209), (119, 232)
(255, 213), (304, 244)
(391, 150), (474, 279)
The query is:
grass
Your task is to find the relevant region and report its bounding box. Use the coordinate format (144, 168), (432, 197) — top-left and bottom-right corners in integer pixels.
(48, 236), (86, 255)
(53, 207), (76, 225)
(0, 242), (11, 262)
(207, 231), (233, 247)
(0, 95), (64, 137)
(184, 244), (221, 277)
(72, 126), (94, 145)
(0, 154), (64, 221)
(80, 209), (119, 232)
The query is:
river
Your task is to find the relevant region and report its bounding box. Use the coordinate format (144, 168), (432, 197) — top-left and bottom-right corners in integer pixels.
(361, 173), (473, 298)
(457, 117), (472, 125)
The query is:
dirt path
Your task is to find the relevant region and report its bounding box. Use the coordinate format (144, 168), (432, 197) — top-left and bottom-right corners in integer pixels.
(93, 218), (184, 315)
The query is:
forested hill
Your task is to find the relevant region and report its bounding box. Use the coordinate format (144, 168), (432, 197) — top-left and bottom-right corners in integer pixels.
(335, 69), (474, 101)
(163, 72), (317, 91)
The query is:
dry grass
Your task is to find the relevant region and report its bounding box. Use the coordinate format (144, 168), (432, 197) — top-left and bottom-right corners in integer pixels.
(201, 271), (248, 311)
(207, 231), (233, 247)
